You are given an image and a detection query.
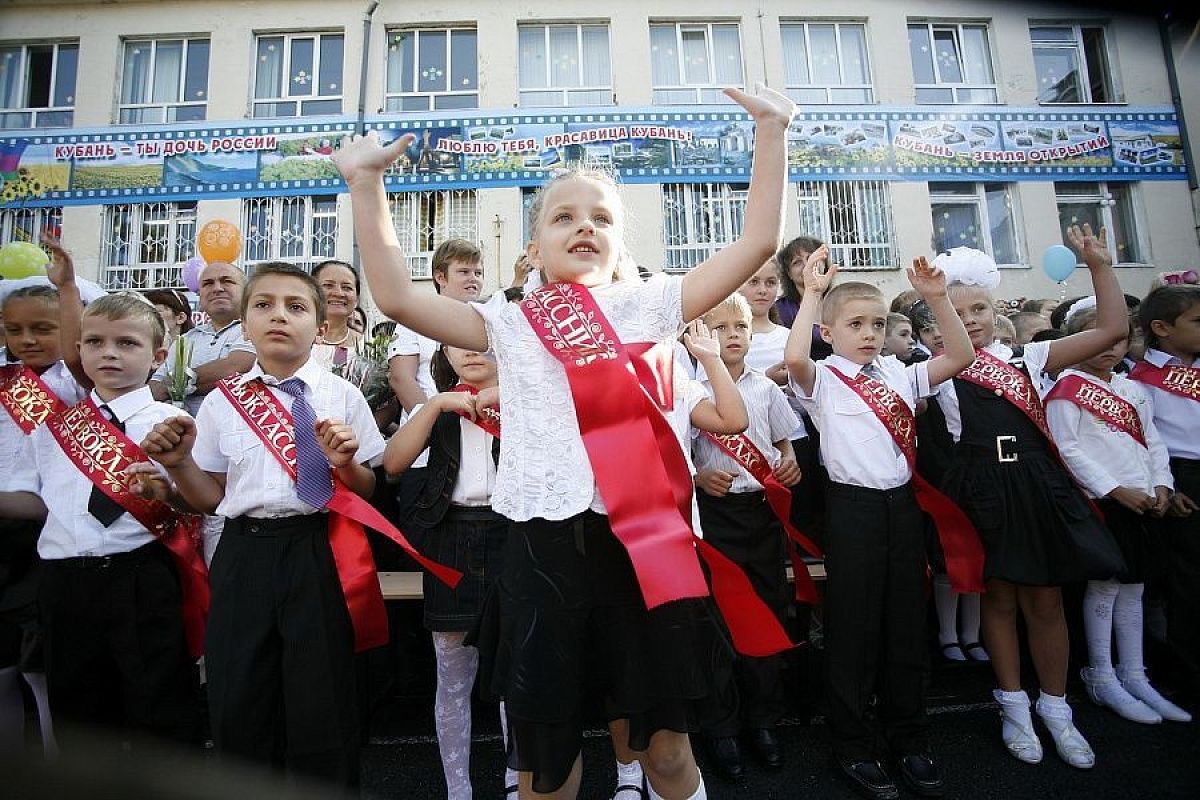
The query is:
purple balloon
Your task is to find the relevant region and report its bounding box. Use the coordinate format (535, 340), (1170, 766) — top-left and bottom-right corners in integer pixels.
(182, 255), (206, 292)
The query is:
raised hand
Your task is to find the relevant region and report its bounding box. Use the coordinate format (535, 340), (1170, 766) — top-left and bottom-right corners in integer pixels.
(1066, 223), (1112, 271)
(140, 416), (197, 468)
(907, 256), (948, 299)
(315, 418), (360, 468)
(683, 319), (721, 362)
(801, 244), (836, 294)
(724, 84), (796, 130)
(331, 131), (416, 187)
(41, 228), (76, 288)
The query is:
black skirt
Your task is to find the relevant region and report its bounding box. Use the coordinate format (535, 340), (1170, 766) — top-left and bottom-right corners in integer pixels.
(469, 510), (732, 794)
(1093, 498), (1165, 584)
(0, 519), (44, 672)
(422, 506), (508, 632)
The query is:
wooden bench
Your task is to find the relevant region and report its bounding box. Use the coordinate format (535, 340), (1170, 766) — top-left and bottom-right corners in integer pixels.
(379, 562), (825, 601)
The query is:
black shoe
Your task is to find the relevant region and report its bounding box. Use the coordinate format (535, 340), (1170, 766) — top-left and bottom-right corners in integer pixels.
(706, 736), (744, 780)
(896, 753), (944, 797)
(748, 727), (782, 768)
(837, 759), (900, 800)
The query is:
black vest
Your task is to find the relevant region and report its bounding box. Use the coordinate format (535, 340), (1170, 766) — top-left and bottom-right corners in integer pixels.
(405, 410), (500, 529)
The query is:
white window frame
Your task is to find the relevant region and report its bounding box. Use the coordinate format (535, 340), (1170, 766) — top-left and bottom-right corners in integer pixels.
(118, 37), (209, 124)
(387, 189), (478, 279)
(0, 41), (77, 128)
(240, 195), (339, 269)
(384, 27), (478, 112)
(650, 22), (745, 105)
(928, 182), (1025, 268)
(796, 180), (899, 270)
(1054, 181), (1147, 266)
(1030, 23), (1119, 105)
(517, 23), (612, 108)
(0, 206), (62, 250)
(252, 31), (344, 118)
(908, 21), (999, 105)
(101, 202), (197, 290)
(779, 21), (874, 105)
(661, 183), (748, 273)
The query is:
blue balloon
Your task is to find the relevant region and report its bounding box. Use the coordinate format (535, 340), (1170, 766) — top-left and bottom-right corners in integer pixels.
(1042, 244), (1078, 282)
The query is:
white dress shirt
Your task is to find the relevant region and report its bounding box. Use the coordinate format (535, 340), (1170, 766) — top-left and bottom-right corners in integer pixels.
(1046, 369), (1174, 499)
(692, 368), (798, 494)
(1136, 349), (1200, 460)
(1, 360), (85, 491)
(472, 273), (684, 522)
(449, 414), (497, 507)
(152, 319), (256, 415)
(191, 357), (387, 519)
(936, 340), (1052, 442)
(8, 387), (178, 559)
(387, 323), (440, 404)
(792, 354), (932, 490)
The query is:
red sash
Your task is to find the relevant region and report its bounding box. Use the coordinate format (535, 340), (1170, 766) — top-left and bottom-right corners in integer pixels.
(957, 348), (1054, 443)
(701, 431), (823, 603)
(217, 377), (463, 652)
(521, 282), (792, 657)
(1130, 361), (1200, 403)
(44, 398), (209, 657)
(0, 366), (67, 434)
(1046, 374), (1147, 448)
(451, 384), (501, 439)
(0, 363), (20, 387)
(829, 367), (986, 593)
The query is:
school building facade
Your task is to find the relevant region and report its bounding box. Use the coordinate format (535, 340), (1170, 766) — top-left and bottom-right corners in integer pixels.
(2, 0), (1198, 309)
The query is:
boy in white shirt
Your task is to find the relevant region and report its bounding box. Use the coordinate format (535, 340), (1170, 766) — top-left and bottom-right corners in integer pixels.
(140, 262), (386, 790)
(785, 250), (975, 800)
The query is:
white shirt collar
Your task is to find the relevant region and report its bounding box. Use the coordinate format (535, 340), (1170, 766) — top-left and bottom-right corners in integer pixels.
(241, 356), (326, 391)
(90, 385), (155, 423)
(984, 340), (1014, 360)
(1144, 348), (1197, 368)
(825, 352), (876, 378)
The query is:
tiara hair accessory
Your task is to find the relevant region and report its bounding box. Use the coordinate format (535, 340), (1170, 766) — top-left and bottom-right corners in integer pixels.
(933, 247), (1001, 290)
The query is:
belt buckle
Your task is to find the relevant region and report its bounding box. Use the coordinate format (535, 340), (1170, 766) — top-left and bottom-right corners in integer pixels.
(996, 435), (1019, 463)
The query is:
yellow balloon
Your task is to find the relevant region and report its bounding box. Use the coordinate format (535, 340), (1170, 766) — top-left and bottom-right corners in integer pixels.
(197, 220), (241, 264)
(0, 241), (50, 279)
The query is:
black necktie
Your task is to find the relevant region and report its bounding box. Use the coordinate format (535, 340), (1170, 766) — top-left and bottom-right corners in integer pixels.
(88, 404), (126, 527)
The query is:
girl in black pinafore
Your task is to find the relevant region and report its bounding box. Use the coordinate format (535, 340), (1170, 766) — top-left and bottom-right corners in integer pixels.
(933, 229), (1127, 772)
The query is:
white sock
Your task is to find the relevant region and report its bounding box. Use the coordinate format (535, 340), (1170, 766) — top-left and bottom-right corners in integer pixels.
(1036, 691), (1074, 730)
(960, 592), (982, 644)
(432, 632), (479, 800)
(646, 771), (706, 800)
(1083, 580), (1119, 672)
(21, 672), (57, 759)
(932, 575), (960, 645)
(499, 701), (519, 790)
(1113, 583), (1146, 672)
(0, 666), (23, 755)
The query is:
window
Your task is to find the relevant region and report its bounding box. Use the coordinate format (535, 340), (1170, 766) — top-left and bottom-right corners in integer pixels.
(796, 181), (898, 269)
(253, 32), (343, 117)
(649, 22), (743, 105)
(929, 183), (1023, 266)
(908, 22), (998, 104)
(0, 206), (62, 252)
(101, 202), (196, 290)
(1055, 182), (1144, 264)
(780, 22), (873, 104)
(518, 24), (611, 107)
(241, 195), (339, 268)
(388, 189), (477, 278)
(0, 42), (77, 128)
(662, 183), (747, 272)
(385, 28), (477, 112)
(119, 37), (209, 124)
(1031, 24), (1116, 104)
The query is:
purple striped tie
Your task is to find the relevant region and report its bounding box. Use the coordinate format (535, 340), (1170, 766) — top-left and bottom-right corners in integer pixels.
(276, 378), (333, 508)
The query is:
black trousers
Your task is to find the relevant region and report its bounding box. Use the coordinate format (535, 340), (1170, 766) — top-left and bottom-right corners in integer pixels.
(1164, 458), (1200, 678)
(39, 541), (199, 749)
(823, 482), (929, 763)
(206, 514), (359, 790)
(697, 490), (788, 735)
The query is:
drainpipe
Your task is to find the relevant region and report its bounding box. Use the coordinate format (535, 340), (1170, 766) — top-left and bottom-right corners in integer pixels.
(356, 1), (380, 135)
(1158, 9), (1199, 245)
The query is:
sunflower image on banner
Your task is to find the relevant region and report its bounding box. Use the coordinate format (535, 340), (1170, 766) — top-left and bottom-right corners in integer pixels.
(0, 139), (66, 203)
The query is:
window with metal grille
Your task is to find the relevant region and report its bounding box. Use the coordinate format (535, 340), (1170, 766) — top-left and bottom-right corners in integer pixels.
(0, 41), (78, 128)
(780, 22), (874, 105)
(649, 23), (744, 105)
(385, 28), (477, 112)
(101, 202), (197, 290)
(929, 182), (1024, 267)
(1031, 24), (1117, 104)
(907, 21), (999, 104)
(661, 183), (747, 273)
(518, 23), (612, 107)
(119, 37), (209, 124)
(252, 32), (343, 118)
(0, 206), (62, 251)
(388, 189), (478, 279)
(1054, 182), (1145, 265)
(796, 181), (898, 269)
(240, 195), (338, 270)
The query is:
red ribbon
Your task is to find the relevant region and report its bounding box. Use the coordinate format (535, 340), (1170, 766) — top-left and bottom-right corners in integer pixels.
(1130, 361), (1200, 403)
(450, 383), (502, 439)
(828, 367), (986, 593)
(218, 377), (462, 652)
(701, 431), (823, 604)
(44, 398), (210, 657)
(1046, 374), (1147, 448)
(521, 282), (793, 657)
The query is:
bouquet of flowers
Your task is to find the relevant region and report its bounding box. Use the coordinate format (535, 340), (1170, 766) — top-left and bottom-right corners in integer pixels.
(333, 333), (394, 410)
(167, 337), (194, 405)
